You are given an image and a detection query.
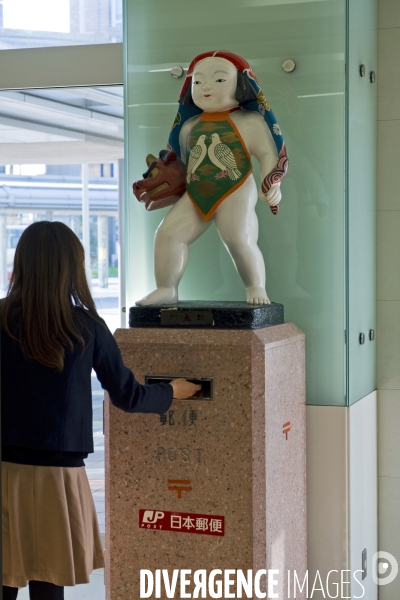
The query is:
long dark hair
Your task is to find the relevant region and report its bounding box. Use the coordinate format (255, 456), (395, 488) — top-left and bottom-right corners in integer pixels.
(0, 221), (97, 372)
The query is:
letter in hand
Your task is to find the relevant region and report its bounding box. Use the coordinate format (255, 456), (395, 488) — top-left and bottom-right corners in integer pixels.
(169, 378), (202, 399)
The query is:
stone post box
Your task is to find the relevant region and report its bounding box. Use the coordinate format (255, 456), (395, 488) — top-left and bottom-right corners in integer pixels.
(105, 321), (306, 599)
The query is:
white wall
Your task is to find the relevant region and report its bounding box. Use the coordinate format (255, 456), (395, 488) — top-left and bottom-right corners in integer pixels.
(349, 392), (378, 600)
(306, 406), (348, 600)
(307, 394), (377, 600)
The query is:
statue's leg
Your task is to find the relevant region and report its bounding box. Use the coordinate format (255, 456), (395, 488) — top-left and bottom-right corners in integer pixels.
(136, 193), (211, 305)
(214, 180), (270, 305)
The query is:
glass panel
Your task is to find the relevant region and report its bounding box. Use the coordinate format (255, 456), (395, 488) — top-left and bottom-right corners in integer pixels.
(125, 0), (346, 405)
(0, 0), (122, 49)
(347, 0), (377, 404)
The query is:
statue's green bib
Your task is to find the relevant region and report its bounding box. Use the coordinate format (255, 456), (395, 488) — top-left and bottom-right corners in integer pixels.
(186, 110), (252, 221)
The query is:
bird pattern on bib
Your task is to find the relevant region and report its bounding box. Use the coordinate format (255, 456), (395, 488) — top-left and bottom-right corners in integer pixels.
(186, 110), (253, 220)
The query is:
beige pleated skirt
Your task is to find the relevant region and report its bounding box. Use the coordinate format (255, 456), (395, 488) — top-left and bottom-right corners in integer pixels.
(2, 461), (105, 588)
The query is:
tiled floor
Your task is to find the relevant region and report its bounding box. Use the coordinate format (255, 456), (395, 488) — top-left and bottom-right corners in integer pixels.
(16, 280), (118, 599)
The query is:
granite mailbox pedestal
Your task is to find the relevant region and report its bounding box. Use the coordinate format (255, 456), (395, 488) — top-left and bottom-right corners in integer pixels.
(105, 315), (306, 600)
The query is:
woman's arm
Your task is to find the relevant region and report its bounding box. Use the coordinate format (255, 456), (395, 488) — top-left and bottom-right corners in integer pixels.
(92, 318), (199, 414)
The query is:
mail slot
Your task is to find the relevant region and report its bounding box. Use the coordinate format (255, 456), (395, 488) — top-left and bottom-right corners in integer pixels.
(145, 376), (214, 400)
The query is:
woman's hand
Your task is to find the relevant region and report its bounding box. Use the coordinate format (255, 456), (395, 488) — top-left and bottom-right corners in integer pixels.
(169, 378), (202, 399)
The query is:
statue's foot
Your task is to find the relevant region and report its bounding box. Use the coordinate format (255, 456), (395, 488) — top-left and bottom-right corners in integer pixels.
(136, 287), (178, 306)
(246, 286), (271, 305)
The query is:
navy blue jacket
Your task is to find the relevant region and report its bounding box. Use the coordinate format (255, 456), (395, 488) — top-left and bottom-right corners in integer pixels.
(0, 310), (173, 453)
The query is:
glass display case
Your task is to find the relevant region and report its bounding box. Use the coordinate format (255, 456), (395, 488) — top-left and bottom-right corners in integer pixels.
(124, 0), (376, 407)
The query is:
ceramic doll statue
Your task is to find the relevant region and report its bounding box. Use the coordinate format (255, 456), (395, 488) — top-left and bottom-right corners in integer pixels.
(134, 51), (288, 306)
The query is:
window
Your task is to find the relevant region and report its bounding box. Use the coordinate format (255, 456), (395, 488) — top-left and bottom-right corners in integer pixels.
(0, 0), (123, 50)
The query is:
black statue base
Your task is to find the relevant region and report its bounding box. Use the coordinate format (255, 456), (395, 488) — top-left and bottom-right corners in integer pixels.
(129, 301), (284, 330)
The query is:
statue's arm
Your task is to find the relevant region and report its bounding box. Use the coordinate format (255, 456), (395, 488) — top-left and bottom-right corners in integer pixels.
(245, 113), (282, 210)
(178, 117), (199, 163)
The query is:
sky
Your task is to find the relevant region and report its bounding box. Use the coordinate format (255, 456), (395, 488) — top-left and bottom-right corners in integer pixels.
(3, 0), (70, 33)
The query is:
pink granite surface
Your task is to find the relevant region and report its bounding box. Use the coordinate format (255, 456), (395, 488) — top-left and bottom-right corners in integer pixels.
(105, 324), (306, 599)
